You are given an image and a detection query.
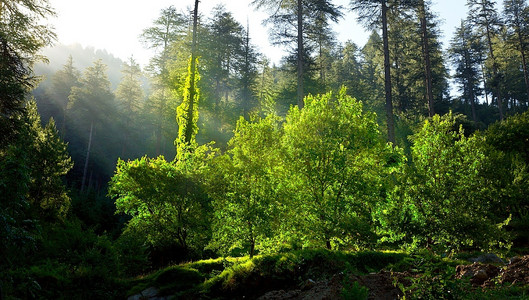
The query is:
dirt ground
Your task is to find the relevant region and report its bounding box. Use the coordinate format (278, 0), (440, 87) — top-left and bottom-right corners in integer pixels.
(258, 256), (529, 300)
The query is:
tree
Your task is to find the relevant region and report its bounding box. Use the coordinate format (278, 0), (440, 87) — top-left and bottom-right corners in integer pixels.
(379, 113), (509, 251)
(205, 6), (245, 110)
(50, 55), (79, 135)
(449, 20), (485, 122)
(253, 0), (342, 108)
(208, 115), (282, 258)
(69, 60), (115, 192)
(109, 155), (211, 255)
(416, 0), (435, 116)
(179, 0), (200, 150)
(503, 0), (529, 105)
(24, 101), (73, 219)
(282, 88), (395, 249)
(237, 21), (260, 118)
(0, 0), (56, 146)
(115, 57), (144, 157)
(467, 0), (505, 119)
(351, 0), (396, 143)
(140, 6), (187, 155)
(0, 0), (58, 275)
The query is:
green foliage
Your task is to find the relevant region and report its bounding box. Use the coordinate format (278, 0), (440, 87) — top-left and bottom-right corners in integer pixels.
(379, 113), (510, 251)
(341, 281), (369, 300)
(207, 114), (282, 257)
(2, 220), (126, 299)
(176, 57), (201, 157)
(397, 251), (465, 300)
(282, 87), (398, 248)
(109, 154), (212, 254)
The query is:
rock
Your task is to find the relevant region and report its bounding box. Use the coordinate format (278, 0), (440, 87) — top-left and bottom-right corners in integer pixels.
(301, 279), (315, 291)
(127, 287), (160, 300)
(455, 263), (500, 286)
(509, 256), (522, 265)
(468, 253), (504, 264)
(473, 270), (489, 282)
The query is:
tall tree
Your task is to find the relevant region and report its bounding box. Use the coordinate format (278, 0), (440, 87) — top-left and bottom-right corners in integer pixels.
(50, 55), (79, 136)
(503, 0), (529, 105)
(449, 20), (485, 121)
(417, 0), (435, 116)
(237, 21), (259, 118)
(140, 6), (187, 155)
(282, 88), (392, 249)
(253, 0), (342, 108)
(351, 0), (396, 143)
(175, 0), (200, 161)
(69, 60), (115, 192)
(115, 56), (144, 157)
(206, 6), (244, 110)
(0, 0), (55, 145)
(467, 0), (505, 119)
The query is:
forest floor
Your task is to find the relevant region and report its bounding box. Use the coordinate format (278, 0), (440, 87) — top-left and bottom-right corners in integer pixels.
(125, 249), (529, 299)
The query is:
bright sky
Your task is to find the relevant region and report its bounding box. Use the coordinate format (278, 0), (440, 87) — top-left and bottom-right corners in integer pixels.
(47, 0), (471, 68)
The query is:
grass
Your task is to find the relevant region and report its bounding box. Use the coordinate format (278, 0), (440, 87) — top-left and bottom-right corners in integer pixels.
(125, 249), (529, 299)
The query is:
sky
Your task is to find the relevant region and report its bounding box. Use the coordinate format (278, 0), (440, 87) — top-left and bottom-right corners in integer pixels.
(46, 0), (471, 68)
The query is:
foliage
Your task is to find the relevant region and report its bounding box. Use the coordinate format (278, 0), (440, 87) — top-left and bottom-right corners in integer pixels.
(341, 281), (369, 300)
(175, 57), (201, 157)
(207, 114), (282, 257)
(378, 113), (510, 251)
(109, 154), (212, 255)
(282, 88), (399, 248)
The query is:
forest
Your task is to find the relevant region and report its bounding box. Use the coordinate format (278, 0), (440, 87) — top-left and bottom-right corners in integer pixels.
(1, 0), (529, 299)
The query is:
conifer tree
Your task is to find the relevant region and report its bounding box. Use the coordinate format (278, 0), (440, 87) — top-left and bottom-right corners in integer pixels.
(69, 60), (115, 192)
(351, 0), (396, 143)
(449, 20), (485, 121)
(253, 0), (342, 108)
(467, 0), (505, 119)
(503, 0), (529, 105)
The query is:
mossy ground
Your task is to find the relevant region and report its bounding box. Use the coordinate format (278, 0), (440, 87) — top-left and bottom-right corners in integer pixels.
(125, 249), (529, 299)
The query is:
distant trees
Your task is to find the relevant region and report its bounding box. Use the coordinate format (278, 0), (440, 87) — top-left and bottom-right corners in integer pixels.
(69, 60), (115, 192)
(50, 55), (80, 135)
(115, 57), (144, 157)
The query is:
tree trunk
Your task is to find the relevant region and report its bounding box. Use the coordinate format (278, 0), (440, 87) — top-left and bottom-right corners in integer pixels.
(418, 0), (435, 117)
(382, 0), (395, 144)
(184, 0), (199, 144)
(81, 120), (93, 193)
(326, 239), (332, 250)
(297, 0), (304, 108)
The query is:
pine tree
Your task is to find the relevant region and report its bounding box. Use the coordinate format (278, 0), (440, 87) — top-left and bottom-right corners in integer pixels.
(449, 20), (485, 121)
(140, 6), (187, 155)
(253, 0), (342, 108)
(69, 60), (115, 192)
(0, 0), (56, 146)
(351, 0), (396, 143)
(467, 0), (505, 119)
(503, 0), (529, 105)
(51, 55), (80, 136)
(115, 57), (144, 157)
